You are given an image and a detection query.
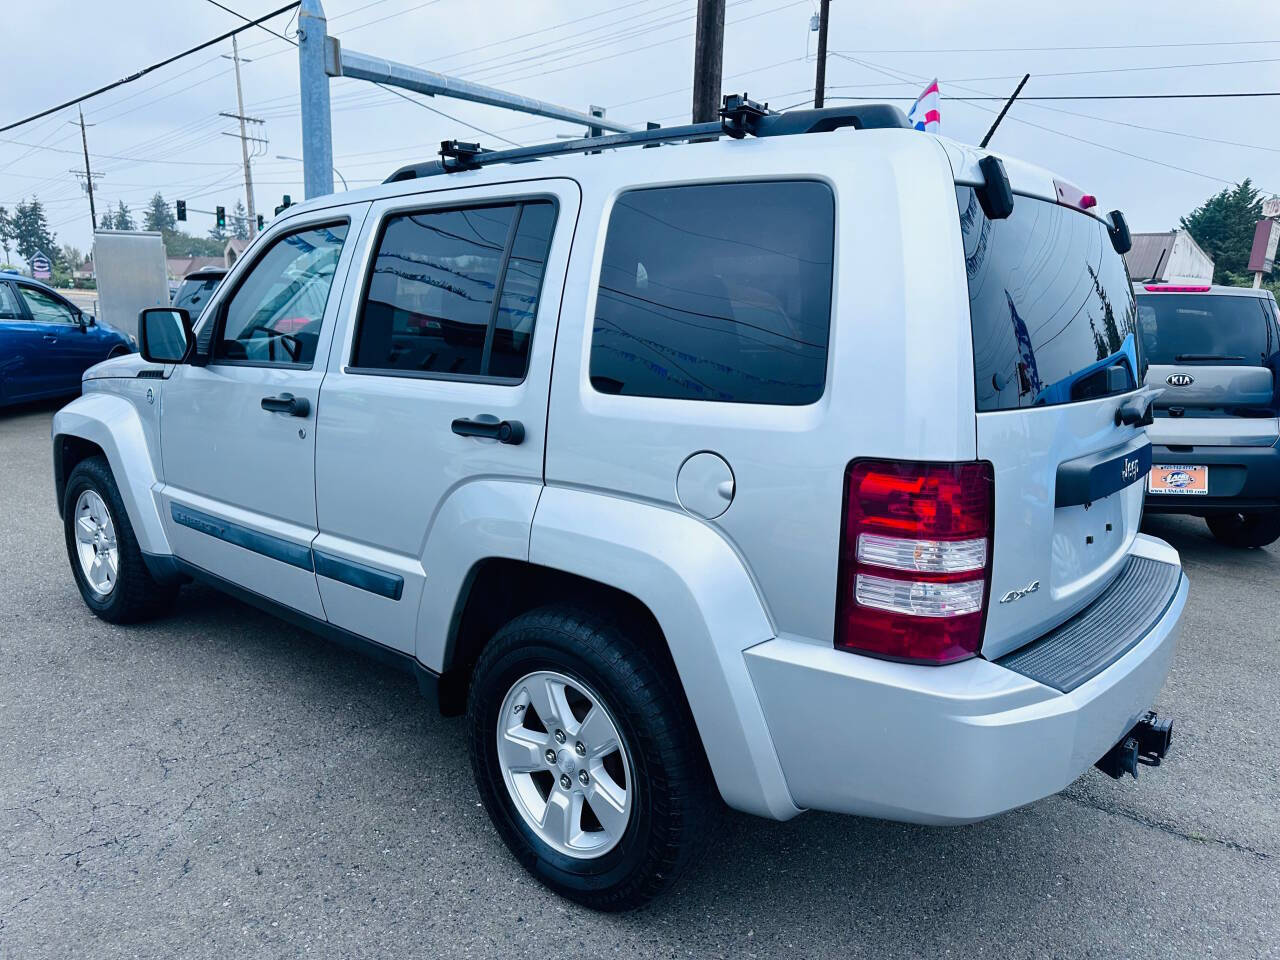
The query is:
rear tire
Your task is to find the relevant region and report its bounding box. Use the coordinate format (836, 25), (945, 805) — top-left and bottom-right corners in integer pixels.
(63, 456), (178, 623)
(1205, 511), (1280, 549)
(467, 604), (713, 911)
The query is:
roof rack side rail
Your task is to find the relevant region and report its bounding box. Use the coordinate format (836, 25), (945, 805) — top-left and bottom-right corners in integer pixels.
(382, 94), (913, 184)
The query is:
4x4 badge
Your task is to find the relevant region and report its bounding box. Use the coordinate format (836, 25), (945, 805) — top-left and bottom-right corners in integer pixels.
(999, 580), (1040, 604)
(1166, 373), (1195, 387)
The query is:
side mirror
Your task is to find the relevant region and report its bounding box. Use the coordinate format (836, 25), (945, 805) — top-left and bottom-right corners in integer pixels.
(139, 307), (193, 364)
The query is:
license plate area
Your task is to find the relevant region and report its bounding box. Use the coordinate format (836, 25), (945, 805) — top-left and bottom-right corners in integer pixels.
(1148, 464), (1209, 495)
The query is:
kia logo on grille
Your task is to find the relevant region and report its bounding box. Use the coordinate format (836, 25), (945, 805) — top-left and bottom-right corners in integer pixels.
(1167, 373), (1195, 387)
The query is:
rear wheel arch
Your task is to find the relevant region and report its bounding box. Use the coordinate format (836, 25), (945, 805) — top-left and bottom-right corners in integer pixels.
(440, 559), (686, 723)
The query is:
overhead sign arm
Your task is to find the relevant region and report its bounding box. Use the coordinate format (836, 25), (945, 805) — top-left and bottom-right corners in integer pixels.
(298, 0), (634, 200)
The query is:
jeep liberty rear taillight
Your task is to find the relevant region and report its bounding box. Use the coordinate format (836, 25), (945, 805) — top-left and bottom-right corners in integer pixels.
(835, 460), (994, 664)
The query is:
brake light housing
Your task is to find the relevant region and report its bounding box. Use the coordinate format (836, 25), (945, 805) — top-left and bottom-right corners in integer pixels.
(1143, 284), (1212, 293)
(835, 459), (995, 664)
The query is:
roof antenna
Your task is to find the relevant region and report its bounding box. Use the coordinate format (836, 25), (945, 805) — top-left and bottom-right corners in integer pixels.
(1147, 247), (1168, 283)
(979, 73), (1030, 149)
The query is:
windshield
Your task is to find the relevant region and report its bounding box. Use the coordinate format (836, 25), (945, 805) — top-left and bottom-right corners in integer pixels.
(1136, 293), (1278, 366)
(173, 276), (222, 315)
(957, 187), (1140, 412)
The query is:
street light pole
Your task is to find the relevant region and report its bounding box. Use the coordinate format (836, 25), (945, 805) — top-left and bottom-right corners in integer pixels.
(276, 155), (347, 190)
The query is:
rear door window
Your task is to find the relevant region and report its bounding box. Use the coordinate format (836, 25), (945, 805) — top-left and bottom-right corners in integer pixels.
(958, 187), (1140, 411)
(589, 180), (835, 404)
(351, 200), (556, 382)
(1137, 294), (1277, 366)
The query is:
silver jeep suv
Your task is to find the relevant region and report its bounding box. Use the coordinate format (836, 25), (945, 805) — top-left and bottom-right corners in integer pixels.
(1136, 283), (1280, 547)
(51, 100), (1186, 909)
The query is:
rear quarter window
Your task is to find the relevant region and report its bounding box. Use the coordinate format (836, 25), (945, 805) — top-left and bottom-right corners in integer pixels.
(589, 180), (835, 405)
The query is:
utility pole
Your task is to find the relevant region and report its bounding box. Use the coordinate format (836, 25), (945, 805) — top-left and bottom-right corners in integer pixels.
(691, 0), (725, 123)
(813, 0), (831, 108)
(75, 105), (98, 231)
(227, 34), (258, 239)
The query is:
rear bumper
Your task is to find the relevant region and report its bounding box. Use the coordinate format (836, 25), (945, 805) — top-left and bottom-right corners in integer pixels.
(1144, 441), (1280, 515)
(744, 535), (1185, 824)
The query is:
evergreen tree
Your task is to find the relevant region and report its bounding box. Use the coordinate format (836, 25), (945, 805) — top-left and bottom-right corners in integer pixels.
(1180, 180), (1264, 284)
(231, 199), (249, 241)
(12, 198), (58, 266)
(143, 191), (176, 234)
(114, 201), (135, 231)
(0, 205), (13, 264)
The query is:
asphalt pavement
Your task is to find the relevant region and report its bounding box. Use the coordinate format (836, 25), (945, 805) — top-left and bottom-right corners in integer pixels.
(2, 399), (1278, 959)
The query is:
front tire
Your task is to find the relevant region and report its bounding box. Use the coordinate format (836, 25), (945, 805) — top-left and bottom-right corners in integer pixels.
(63, 456), (178, 623)
(467, 604), (713, 910)
(1205, 511), (1280, 549)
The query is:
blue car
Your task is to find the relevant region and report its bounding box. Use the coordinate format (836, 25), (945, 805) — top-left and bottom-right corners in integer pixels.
(0, 272), (134, 407)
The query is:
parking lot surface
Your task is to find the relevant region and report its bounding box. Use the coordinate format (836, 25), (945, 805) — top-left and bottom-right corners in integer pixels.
(2, 400), (1278, 959)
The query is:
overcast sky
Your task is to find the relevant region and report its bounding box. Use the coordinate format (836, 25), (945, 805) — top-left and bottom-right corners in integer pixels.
(2, 0), (1278, 258)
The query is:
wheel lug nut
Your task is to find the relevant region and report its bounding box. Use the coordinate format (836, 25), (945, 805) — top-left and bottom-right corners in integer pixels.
(545, 749), (557, 764)
(554, 729), (566, 744)
(578, 770), (589, 786)
(575, 742), (586, 757)
(559, 774), (571, 790)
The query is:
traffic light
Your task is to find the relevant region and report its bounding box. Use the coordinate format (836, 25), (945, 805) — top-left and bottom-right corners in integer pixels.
(215, 205), (226, 229)
(176, 200), (186, 221)
(257, 214), (264, 230)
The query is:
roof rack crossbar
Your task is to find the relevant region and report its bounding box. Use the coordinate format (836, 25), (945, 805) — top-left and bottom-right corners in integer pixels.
(383, 94), (911, 184)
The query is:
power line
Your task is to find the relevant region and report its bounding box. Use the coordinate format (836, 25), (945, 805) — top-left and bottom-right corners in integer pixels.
(831, 54), (1280, 194)
(0, 1), (301, 133)
(830, 38), (1280, 54)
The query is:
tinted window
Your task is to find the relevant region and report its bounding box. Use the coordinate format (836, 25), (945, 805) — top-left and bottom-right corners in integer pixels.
(590, 181), (834, 404)
(958, 187), (1140, 411)
(1137, 294), (1276, 367)
(216, 223), (347, 366)
(19, 286), (76, 324)
(352, 200), (556, 380)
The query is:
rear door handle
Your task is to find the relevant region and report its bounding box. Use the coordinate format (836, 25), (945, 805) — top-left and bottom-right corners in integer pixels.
(43, 334), (58, 343)
(261, 392), (310, 417)
(451, 416), (524, 445)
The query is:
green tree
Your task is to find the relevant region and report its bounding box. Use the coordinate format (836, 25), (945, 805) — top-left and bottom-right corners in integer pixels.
(1180, 180), (1264, 284)
(0, 205), (13, 264)
(143, 191), (176, 234)
(114, 201), (136, 231)
(11, 198), (58, 267)
(165, 232), (225, 257)
(231, 199), (249, 241)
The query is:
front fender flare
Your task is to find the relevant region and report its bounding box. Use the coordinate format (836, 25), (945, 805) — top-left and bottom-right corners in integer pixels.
(530, 486), (800, 821)
(52, 392), (170, 557)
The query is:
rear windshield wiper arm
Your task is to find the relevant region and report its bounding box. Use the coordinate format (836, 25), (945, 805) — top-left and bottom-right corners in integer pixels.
(1173, 353), (1245, 362)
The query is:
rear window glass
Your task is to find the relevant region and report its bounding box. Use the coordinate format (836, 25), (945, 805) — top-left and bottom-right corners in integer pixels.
(589, 180), (834, 404)
(1136, 294), (1277, 366)
(957, 187), (1140, 412)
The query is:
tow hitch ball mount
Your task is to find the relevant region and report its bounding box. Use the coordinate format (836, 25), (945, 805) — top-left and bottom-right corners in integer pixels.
(1095, 711), (1174, 780)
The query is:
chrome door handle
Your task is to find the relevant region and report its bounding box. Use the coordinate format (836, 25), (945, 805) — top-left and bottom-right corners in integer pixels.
(261, 393), (310, 417)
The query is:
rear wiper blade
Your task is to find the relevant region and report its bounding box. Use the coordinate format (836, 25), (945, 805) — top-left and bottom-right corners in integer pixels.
(1173, 353), (1245, 362)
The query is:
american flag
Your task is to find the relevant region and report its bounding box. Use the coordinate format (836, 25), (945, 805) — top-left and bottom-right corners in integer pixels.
(906, 79), (940, 133)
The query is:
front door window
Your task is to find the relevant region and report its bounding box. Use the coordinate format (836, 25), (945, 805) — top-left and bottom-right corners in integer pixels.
(215, 223), (348, 366)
